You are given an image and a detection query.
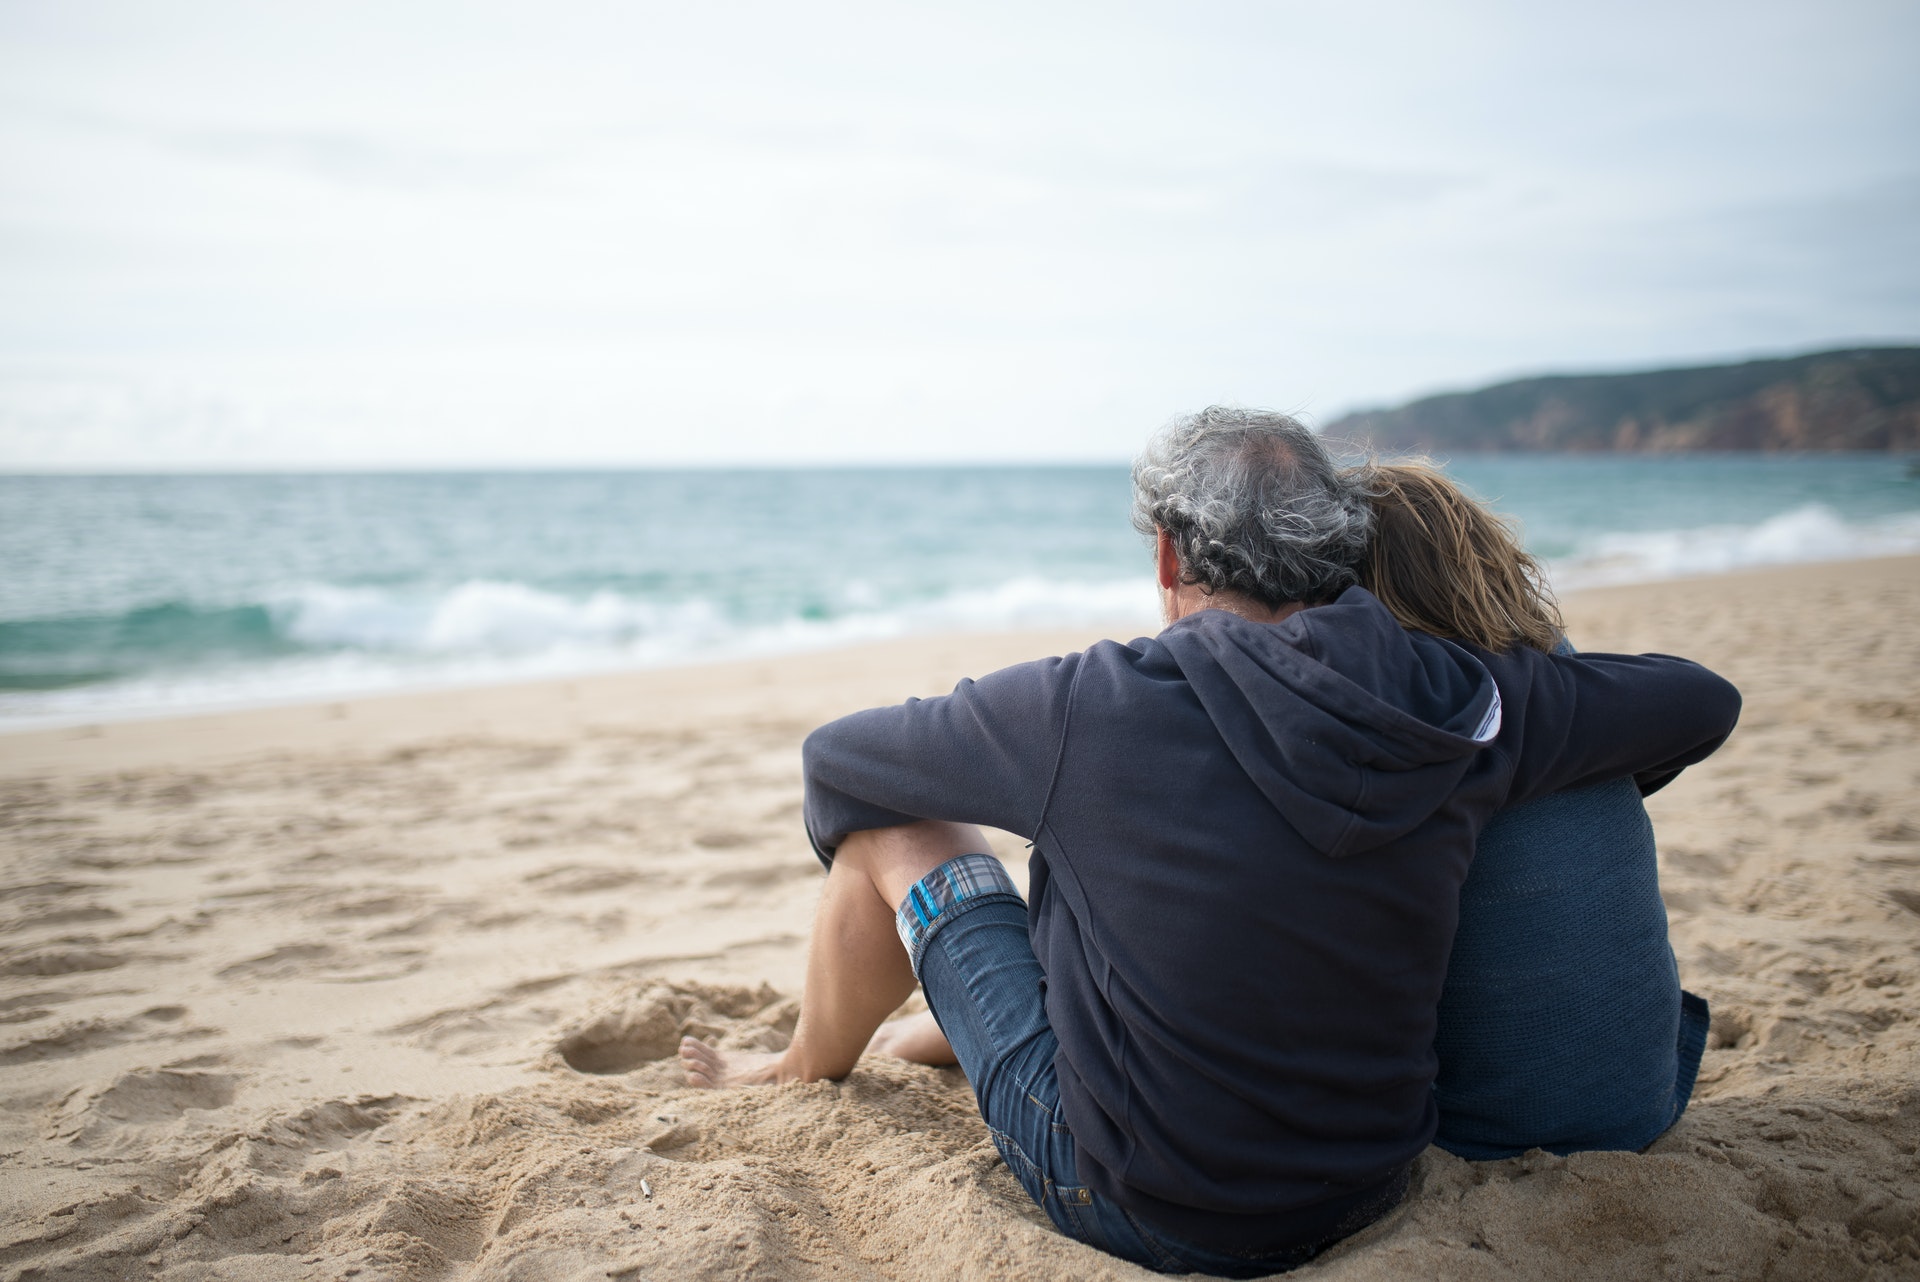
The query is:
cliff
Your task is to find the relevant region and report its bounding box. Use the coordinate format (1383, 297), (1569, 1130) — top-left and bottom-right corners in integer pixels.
(1326, 347), (1920, 453)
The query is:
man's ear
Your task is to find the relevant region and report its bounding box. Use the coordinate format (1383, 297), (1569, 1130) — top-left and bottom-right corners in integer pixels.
(1155, 526), (1180, 591)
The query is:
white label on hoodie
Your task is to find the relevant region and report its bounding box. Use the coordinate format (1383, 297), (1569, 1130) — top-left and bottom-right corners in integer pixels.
(1473, 686), (1504, 744)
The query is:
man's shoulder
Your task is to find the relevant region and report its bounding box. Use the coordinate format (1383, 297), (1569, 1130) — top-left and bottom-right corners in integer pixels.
(972, 634), (1167, 685)
(1073, 633), (1185, 681)
(1025, 632), (1202, 719)
(948, 636), (1191, 725)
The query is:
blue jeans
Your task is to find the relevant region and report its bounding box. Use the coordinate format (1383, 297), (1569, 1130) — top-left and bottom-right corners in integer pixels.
(908, 859), (1367, 1277)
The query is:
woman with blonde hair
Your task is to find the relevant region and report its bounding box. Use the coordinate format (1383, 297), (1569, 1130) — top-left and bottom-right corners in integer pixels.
(1353, 460), (1709, 1158)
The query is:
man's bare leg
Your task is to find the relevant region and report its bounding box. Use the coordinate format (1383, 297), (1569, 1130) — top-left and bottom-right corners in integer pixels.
(680, 820), (985, 1087)
(867, 1010), (957, 1066)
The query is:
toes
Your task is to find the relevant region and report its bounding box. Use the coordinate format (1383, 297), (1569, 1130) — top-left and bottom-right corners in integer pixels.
(679, 1036), (722, 1087)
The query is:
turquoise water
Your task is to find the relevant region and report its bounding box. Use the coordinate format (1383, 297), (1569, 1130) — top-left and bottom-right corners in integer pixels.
(2, 456), (1916, 725)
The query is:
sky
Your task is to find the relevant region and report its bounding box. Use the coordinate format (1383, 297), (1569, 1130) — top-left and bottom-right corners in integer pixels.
(1, 0), (1916, 468)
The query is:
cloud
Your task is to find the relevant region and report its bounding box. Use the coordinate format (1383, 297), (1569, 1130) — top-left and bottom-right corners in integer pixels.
(0, 0), (1916, 465)
(1, 95), (549, 191)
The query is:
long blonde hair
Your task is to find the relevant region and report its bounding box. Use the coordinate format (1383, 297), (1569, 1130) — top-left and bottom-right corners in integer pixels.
(1350, 461), (1564, 653)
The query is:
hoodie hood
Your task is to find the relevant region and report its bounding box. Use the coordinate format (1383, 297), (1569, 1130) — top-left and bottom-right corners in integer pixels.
(1156, 587), (1502, 858)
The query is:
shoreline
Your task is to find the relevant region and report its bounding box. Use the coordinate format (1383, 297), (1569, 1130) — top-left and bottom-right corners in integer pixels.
(0, 624), (1134, 777)
(3, 554), (1913, 777)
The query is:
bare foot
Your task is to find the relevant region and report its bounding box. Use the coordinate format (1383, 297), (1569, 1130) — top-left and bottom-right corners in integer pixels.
(679, 1037), (790, 1088)
(866, 1011), (958, 1067)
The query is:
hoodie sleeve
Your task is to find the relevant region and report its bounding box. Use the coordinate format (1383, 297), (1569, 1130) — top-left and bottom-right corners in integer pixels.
(801, 651), (1082, 866)
(1500, 649), (1742, 807)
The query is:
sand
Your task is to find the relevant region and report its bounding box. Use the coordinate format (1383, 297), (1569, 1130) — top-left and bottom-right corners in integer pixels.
(2, 557), (1917, 1281)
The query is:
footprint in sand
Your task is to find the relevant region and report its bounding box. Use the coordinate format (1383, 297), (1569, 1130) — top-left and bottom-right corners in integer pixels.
(553, 982), (791, 1076)
(0, 945), (132, 977)
(50, 1067), (241, 1146)
(556, 995), (686, 1074)
(700, 863), (813, 893)
(523, 865), (654, 895)
(0, 990), (72, 1025)
(216, 942), (337, 980)
(216, 942), (426, 983)
(0, 878), (108, 902)
(0, 1005), (206, 1066)
(319, 891), (424, 920)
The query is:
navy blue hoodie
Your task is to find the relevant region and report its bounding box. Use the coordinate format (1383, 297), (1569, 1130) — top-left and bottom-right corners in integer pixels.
(802, 587), (1739, 1247)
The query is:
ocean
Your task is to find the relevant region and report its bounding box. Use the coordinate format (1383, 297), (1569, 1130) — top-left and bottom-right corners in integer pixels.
(3, 456), (1916, 729)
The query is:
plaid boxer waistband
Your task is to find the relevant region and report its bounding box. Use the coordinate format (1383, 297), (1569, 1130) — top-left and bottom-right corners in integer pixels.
(894, 852), (1022, 970)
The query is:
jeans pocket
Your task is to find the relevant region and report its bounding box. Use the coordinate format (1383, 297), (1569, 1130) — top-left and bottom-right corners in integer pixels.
(1047, 1182), (1099, 1245)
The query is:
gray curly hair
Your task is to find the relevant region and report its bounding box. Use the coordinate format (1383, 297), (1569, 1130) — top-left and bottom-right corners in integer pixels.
(1130, 406), (1372, 608)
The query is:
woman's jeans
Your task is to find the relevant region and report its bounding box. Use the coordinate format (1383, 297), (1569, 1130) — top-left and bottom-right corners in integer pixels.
(902, 854), (1390, 1277)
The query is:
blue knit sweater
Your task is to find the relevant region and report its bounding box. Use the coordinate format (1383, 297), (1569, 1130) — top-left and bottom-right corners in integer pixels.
(1434, 774), (1710, 1158)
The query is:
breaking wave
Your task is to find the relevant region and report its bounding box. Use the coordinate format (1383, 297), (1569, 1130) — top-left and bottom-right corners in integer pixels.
(1550, 504), (1920, 590)
(0, 576), (1160, 727)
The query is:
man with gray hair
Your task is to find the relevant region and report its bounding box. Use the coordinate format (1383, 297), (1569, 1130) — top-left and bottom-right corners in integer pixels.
(1131, 404), (1372, 612)
(683, 407), (1739, 1275)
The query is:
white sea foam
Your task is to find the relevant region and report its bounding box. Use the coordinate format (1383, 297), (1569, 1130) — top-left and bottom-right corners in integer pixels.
(1549, 505), (1920, 591)
(277, 581), (721, 653)
(271, 577), (1158, 658)
(0, 576), (1160, 729)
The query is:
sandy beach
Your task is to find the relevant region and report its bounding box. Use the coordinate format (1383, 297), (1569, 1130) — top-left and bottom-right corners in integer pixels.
(2, 556), (1917, 1281)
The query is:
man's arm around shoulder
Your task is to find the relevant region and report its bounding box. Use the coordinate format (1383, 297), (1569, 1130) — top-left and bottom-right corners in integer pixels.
(1501, 648), (1742, 807)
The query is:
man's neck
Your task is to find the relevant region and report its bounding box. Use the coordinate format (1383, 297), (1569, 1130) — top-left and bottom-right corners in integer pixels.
(1162, 585), (1308, 627)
